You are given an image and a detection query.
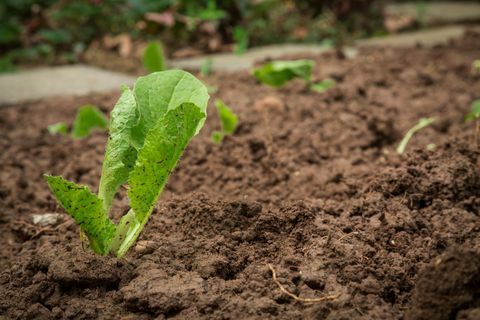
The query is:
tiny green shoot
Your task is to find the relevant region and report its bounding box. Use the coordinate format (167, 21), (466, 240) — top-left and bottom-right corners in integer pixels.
(311, 79), (336, 93)
(396, 117), (436, 155)
(45, 70), (209, 257)
(200, 58), (213, 77)
(143, 41), (166, 73)
(253, 59), (315, 88)
(212, 99), (238, 144)
(473, 60), (480, 73)
(233, 26), (249, 55)
(207, 85), (218, 94)
(48, 122), (68, 135)
(464, 100), (480, 122)
(71, 105), (108, 139)
(465, 99), (480, 146)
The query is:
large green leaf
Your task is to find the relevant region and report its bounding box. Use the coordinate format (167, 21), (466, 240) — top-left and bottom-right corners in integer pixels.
(98, 71), (209, 211)
(98, 87), (140, 210)
(113, 103), (205, 257)
(44, 175), (115, 255)
(253, 59), (315, 87)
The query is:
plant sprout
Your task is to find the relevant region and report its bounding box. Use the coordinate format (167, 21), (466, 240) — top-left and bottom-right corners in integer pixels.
(311, 79), (336, 93)
(143, 41), (166, 73)
(396, 117), (436, 154)
(48, 122), (68, 135)
(465, 99), (480, 145)
(72, 105), (108, 139)
(472, 60), (480, 73)
(212, 99), (238, 144)
(45, 70), (209, 257)
(47, 105), (107, 139)
(253, 59), (315, 87)
(200, 58), (213, 77)
(233, 26), (249, 54)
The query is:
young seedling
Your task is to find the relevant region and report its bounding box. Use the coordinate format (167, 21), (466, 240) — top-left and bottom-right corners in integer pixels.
(48, 122), (68, 135)
(143, 41), (166, 73)
(253, 59), (315, 88)
(212, 99), (238, 144)
(233, 26), (249, 55)
(47, 105), (107, 139)
(71, 105), (108, 139)
(311, 78), (336, 93)
(396, 117), (436, 155)
(45, 70), (209, 257)
(472, 59), (480, 74)
(465, 99), (480, 145)
(200, 58), (213, 77)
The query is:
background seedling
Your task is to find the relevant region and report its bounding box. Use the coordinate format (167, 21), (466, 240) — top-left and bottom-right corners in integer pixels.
(253, 59), (315, 88)
(212, 99), (238, 144)
(48, 122), (68, 135)
(71, 104), (108, 139)
(45, 70), (209, 257)
(200, 58), (213, 77)
(311, 79), (336, 93)
(233, 26), (249, 55)
(465, 99), (480, 145)
(143, 41), (166, 73)
(472, 59), (480, 73)
(396, 117), (436, 154)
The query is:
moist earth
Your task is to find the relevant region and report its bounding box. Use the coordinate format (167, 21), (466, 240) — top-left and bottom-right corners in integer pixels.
(0, 32), (480, 319)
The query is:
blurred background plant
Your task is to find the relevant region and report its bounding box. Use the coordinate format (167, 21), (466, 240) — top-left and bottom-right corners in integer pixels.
(1, 0), (432, 72)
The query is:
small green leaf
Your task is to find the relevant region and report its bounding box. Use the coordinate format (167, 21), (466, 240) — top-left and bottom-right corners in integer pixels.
(48, 122), (68, 135)
(98, 87), (140, 211)
(396, 117), (436, 155)
(44, 175), (115, 255)
(215, 99), (238, 134)
(465, 100), (480, 122)
(472, 59), (480, 72)
(71, 105), (108, 139)
(233, 26), (249, 55)
(143, 41), (166, 73)
(211, 131), (224, 144)
(253, 59), (315, 87)
(311, 79), (336, 93)
(200, 58), (213, 77)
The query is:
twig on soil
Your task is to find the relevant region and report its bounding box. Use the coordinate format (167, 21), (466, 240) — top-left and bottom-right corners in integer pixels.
(338, 231), (359, 242)
(267, 264), (340, 303)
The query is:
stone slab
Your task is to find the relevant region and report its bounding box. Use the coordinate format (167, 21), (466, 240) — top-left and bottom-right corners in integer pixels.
(0, 65), (135, 105)
(386, 2), (480, 25)
(171, 25), (478, 72)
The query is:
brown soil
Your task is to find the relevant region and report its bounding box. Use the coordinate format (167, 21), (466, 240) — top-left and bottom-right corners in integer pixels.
(1, 32), (480, 319)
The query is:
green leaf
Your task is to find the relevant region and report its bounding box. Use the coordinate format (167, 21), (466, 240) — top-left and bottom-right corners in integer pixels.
(98, 87), (140, 210)
(215, 99), (238, 134)
(473, 60), (480, 72)
(396, 117), (436, 155)
(311, 79), (336, 93)
(143, 41), (166, 73)
(233, 26), (249, 55)
(211, 131), (224, 144)
(253, 59), (315, 87)
(200, 58), (213, 77)
(44, 175), (115, 255)
(113, 103), (205, 257)
(465, 100), (480, 122)
(98, 70), (209, 211)
(71, 105), (108, 139)
(48, 122), (68, 135)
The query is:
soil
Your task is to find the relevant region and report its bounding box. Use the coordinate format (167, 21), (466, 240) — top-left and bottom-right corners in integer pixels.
(1, 31), (480, 320)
